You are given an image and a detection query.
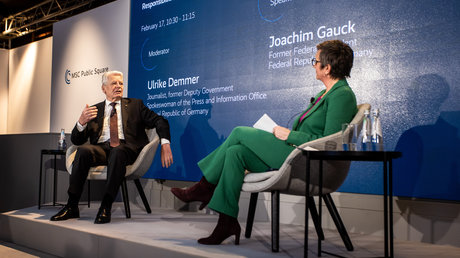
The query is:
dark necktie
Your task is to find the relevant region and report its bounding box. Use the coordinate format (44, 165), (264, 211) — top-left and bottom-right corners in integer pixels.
(109, 102), (120, 147)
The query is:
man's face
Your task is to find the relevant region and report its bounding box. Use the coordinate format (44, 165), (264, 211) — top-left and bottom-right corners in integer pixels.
(102, 74), (124, 101)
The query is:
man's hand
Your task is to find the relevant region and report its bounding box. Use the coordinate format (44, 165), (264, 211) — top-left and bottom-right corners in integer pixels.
(273, 126), (291, 141)
(78, 104), (98, 126)
(161, 143), (173, 168)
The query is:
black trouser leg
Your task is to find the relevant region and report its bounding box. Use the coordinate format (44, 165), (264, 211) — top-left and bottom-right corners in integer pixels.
(68, 144), (107, 201)
(104, 144), (137, 200)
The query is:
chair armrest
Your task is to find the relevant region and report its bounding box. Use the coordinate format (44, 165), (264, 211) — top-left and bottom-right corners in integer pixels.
(125, 129), (160, 179)
(298, 103), (371, 151)
(65, 145), (78, 174)
(298, 131), (342, 151)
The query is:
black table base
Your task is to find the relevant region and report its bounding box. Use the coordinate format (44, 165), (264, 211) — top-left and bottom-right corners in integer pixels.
(300, 150), (402, 258)
(38, 149), (67, 209)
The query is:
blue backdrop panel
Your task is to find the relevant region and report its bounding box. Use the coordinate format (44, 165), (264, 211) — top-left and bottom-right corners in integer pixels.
(128, 0), (460, 201)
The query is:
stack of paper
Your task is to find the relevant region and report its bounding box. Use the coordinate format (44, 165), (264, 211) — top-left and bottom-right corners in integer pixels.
(253, 113), (277, 133)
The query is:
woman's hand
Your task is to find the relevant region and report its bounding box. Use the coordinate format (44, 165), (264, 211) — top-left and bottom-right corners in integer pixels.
(273, 126), (291, 141)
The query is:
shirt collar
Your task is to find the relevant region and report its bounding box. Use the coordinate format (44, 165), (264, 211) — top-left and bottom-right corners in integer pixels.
(105, 99), (121, 107)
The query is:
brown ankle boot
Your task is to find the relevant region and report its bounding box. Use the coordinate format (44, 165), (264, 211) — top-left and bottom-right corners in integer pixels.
(171, 177), (216, 210)
(198, 212), (241, 245)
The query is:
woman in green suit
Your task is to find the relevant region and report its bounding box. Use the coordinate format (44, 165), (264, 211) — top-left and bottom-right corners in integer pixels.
(171, 40), (358, 245)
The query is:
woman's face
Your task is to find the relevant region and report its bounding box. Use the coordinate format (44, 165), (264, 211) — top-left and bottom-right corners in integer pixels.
(313, 50), (326, 81)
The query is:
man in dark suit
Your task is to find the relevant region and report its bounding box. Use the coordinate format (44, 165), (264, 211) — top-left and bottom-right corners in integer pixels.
(50, 70), (173, 224)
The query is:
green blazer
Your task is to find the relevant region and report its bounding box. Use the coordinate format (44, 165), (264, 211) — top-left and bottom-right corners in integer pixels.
(287, 79), (357, 147)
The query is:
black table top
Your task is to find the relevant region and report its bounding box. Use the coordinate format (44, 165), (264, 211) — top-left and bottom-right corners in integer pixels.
(41, 149), (67, 155)
(296, 149), (402, 161)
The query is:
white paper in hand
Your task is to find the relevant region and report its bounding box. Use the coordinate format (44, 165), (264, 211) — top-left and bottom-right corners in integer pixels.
(253, 114), (278, 133)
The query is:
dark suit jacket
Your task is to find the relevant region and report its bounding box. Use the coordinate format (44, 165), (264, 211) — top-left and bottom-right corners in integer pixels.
(71, 98), (170, 154)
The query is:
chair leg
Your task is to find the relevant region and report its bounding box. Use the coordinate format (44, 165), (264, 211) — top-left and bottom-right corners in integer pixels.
(308, 197), (325, 240)
(324, 193), (354, 251)
(87, 180), (91, 207)
(271, 190), (280, 253)
(121, 179), (131, 218)
(134, 179), (151, 213)
(245, 192), (258, 239)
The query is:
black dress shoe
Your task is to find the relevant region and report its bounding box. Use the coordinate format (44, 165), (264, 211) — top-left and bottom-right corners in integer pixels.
(50, 205), (79, 221)
(94, 207), (111, 224)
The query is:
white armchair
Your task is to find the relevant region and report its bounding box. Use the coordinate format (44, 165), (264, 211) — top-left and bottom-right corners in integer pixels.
(242, 104), (370, 252)
(65, 128), (160, 218)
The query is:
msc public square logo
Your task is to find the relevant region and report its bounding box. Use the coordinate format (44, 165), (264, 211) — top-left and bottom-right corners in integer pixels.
(65, 69), (71, 84)
(64, 67), (109, 85)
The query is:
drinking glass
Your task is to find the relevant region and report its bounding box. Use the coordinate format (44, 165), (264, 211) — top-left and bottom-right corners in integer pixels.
(342, 123), (357, 151)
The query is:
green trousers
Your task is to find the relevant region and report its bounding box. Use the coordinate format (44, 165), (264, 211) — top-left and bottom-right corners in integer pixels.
(197, 126), (295, 218)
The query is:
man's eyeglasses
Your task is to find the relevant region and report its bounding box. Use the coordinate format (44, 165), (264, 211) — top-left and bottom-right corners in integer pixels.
(311, 57), (321, 66)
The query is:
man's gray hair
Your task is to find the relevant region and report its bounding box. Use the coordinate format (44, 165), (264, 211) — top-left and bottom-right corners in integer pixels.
(102, 70), (123, 85)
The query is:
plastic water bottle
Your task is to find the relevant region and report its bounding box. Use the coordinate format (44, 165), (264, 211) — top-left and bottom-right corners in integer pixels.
(359, 109), (371, 151)
(371, 109), (383, 151)
(58, 128), (67, 150)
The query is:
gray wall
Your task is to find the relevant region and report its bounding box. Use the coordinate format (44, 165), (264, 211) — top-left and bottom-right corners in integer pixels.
(0, 133), (104, 213)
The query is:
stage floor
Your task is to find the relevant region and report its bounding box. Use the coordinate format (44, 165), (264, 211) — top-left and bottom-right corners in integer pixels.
(1, 203), (459, 257)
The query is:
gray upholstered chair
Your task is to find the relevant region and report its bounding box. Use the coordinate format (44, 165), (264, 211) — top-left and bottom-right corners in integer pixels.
(242, 103), (370, 252)
(65, 128), (160, 218)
